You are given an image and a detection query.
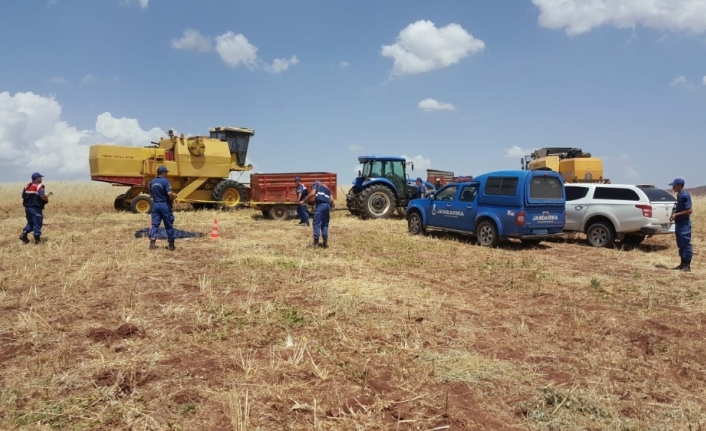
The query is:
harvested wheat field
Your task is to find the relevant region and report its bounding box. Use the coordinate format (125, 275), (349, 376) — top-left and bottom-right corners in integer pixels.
(0, 181), (704, 431)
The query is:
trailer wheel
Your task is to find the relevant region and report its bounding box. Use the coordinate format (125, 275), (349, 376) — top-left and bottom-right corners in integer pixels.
(213, 179), (246, 210)
(130, 195), (153, 214)
(268, 205), (289, 221)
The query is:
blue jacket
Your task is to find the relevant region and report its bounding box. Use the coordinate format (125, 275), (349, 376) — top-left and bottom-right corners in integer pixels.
(312, 183), (332, 205)
(675, 190), (692, 223)
(22, 182), (46, 209)
(150, 176), (172, 204)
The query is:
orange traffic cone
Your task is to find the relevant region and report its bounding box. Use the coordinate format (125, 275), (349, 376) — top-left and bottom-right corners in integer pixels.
(210, 219), (221, 240)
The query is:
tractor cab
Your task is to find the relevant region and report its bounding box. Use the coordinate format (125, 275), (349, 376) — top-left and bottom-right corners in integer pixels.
(209, 126), (255, 167)
(357, 156), (410, 196)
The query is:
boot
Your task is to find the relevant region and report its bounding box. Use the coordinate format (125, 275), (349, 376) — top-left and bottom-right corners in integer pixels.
(321, 237), (328, 249)
(168, 240), (176, 251)
(672, 259), (685, 270)
(19, 231), (29, 244)
(680, 260), (691, 272)
(33, 235), (41, 244)
(308, 238), (319, 248)
(149, 240), (157, 250)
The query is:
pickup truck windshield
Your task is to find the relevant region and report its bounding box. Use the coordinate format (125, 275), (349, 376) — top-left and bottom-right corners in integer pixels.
(529, 176), (563, 199)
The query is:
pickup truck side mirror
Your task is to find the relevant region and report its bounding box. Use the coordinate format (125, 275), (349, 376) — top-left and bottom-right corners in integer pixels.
(427, 193), (435, 200)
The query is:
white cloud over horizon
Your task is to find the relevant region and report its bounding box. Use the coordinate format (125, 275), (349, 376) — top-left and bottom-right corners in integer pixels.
(505, 146), (534, 159)
(401, 154), (432, 174)
(670, 75), (688, 86)
(703, 75), (706, 85)
(418, 98), (455, 112)
(349, 144), (363, 152)
(171, 29), (298, 73)
(0, 91), (165, 181)
(121, 0), (149, 8)
(532, 0), (706, 36)
(381, 20), (485, 77)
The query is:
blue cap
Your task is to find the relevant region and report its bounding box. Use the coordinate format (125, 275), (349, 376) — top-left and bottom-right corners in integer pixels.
(31, 172), (43, 180)
(157, 166), (169, 173)
(294, 176), (300, 182)
(669, 178), (684, 186)
(416, 177), (423, 182)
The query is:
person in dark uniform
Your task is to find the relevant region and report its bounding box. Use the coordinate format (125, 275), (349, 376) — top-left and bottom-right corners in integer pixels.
(20, 172), (49, 244)
(295, 176), (310, 226)
(309, 180), (333, 248)
(149, 166), (177, 250)
(669, 178), (692, 272)
(415, 177), (426, 199)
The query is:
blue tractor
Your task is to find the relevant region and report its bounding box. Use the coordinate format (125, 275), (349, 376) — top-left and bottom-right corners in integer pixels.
(346, 156), (435, 219)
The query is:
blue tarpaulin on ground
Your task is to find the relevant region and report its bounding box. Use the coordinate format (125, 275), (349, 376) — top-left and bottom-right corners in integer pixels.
(134, 228), (205, 239)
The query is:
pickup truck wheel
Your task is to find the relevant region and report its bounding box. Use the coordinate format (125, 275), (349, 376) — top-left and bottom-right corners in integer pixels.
(408, 213), (424, 235)
(586, 222), (615, 248)
(477, 220), (499, 247)
(622, 234), (645, 245)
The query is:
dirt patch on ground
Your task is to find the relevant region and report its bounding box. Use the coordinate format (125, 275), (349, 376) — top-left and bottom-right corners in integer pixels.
(86, 323), (142, 345)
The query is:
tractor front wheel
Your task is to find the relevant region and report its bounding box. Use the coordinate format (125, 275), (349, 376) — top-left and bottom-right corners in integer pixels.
(360, 185), (397, 219)
(130, 195), (153, 214)
(213, 179), (246, 210)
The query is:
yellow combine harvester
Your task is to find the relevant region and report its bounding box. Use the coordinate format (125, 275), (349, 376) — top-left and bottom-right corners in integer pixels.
(89, 126), (255, 213)
(520, 147), (610, 184)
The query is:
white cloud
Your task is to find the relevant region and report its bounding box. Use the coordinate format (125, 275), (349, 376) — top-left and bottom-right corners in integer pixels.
(401, 154), (432, 173)
(49, 77), (67, 84)
(670, 75), (688, 86)
(349, 144), (363, 152)
(0, 91), (165, 181)
(619, 154), (630, 161)
(214, 31), (259, 69)
(532, 0), (706, 36)
(626, 166), (640, 179)
(505, 146), (534, 159)
(170, 28), (212, 52)
(702, 75), (706, 85)
(81, 74), (96, 84)
(340, 61), (350, 68)
(121, 0), (148, 8)
(381, 20), (485, 77)
(418, 98), (455, 112)
(265, 56), (299, 74)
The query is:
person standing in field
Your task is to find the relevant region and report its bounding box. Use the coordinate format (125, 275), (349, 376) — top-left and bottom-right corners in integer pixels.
(295, 176), (310, 227)
(149, 166), (177, 250)
(308, 180), (333, 249)
(669, 178), (692, 272)
(20, 172), (49, 244)
(415, 177), (426, 199)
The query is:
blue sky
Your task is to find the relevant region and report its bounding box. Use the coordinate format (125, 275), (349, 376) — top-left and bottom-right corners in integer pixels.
(1, 0), (705, 188)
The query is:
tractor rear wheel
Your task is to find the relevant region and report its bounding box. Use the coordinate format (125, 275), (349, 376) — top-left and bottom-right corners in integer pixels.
(268, 205), (289, 221)
(213, 179), (246, 210)
(130, 195), (153, 214)
(360, 185), (397, 219)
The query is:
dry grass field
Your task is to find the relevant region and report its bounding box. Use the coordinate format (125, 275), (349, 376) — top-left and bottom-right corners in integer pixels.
(0, 180), (704, 431)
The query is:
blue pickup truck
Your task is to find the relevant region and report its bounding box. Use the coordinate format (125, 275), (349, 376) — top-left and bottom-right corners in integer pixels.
(405, 170), (566, 247)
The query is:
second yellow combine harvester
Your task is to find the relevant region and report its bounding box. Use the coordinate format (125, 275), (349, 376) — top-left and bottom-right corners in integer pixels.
(89, 126), (255, 213)
(520, 147), (610, 184)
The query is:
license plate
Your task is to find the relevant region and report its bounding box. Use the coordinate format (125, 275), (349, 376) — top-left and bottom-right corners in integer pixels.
(532, 229), (548, 235)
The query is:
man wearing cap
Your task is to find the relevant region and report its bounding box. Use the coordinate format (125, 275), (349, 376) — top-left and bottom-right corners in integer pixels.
(669, 178), (693, 272)
(20, 172), (49, 244)
(415, 177), (426, 199)
(295, 176), (310, 226)
(148, 166), (177, 250)
(309, 180), (333, 248)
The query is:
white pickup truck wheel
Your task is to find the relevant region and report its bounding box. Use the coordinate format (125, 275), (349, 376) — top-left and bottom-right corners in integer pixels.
(586, 222), (615, 248)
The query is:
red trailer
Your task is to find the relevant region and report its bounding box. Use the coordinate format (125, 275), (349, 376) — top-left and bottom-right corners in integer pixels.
(250, 172), (337, 220)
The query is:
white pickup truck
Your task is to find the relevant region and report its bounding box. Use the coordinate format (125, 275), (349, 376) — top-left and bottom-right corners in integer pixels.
(563, 183), (676, 247)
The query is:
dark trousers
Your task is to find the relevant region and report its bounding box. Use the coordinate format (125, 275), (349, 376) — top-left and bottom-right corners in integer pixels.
(313, 203), (330, 240)
(675, 221), (692, 261)
(23, 207), (43, 237)
(297, 203), (310, 224)
(150, 203), (175, 241)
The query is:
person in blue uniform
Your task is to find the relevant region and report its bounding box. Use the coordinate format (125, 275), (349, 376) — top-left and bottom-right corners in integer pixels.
(295, 176), (310, 226)
(669, 178), (692, 272)
(415, 177), (426, 199)
(149, 166), (177, 250)
(309, 180), (333, 248)
(20, 172), (49, 244)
